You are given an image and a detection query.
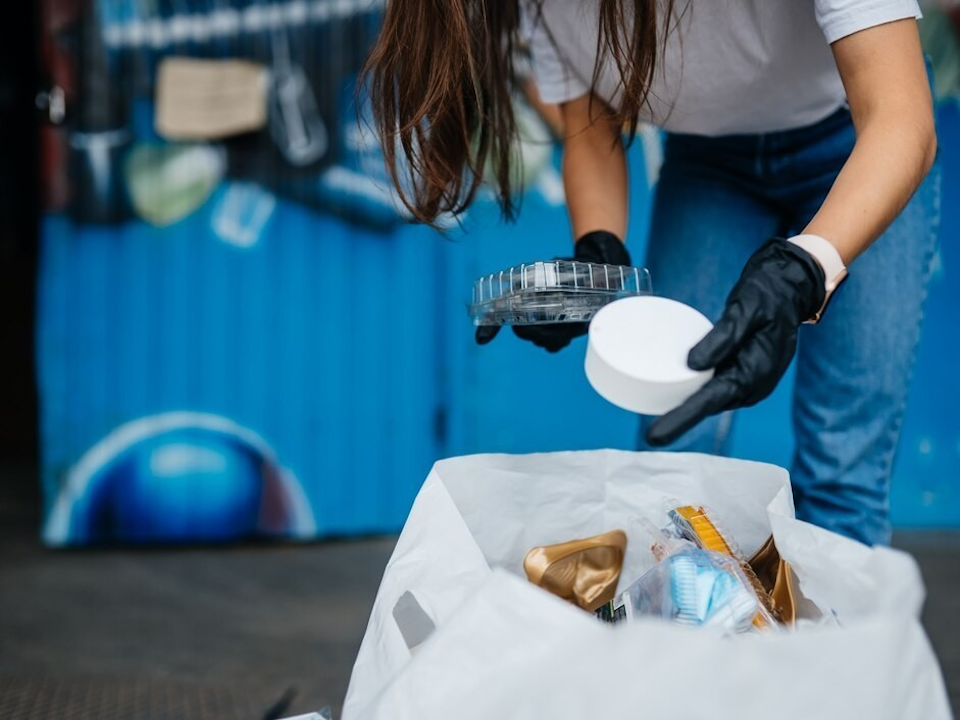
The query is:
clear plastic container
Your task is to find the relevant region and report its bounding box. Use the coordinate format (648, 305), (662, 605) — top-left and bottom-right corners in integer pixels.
(469, 260), (653, 326)
(595, 547), (760, 633)
(667, 504), (782, 631)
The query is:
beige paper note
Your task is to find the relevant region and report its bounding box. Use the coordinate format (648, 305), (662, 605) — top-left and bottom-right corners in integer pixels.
(156, 57), (268, 140)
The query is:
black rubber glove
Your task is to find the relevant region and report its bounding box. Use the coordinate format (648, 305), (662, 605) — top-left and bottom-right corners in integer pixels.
(646, 238), (827, 447)
(475, 230), (631, 353)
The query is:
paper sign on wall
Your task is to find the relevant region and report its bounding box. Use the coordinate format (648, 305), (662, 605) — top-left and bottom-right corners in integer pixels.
(156, 57), (268, 140)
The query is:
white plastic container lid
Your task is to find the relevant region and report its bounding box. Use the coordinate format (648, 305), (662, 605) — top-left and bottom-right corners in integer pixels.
(585, 296), (715, 416)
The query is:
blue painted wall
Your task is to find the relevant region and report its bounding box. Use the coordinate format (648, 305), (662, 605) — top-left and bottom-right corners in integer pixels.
(38, 205), (448, 538)
(36, 0), (960, 542)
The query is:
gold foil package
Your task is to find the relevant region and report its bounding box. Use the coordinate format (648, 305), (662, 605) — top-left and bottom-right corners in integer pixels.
(523, 530), (627, 613)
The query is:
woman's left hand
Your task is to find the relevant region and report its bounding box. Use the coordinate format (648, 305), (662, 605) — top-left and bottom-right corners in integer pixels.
(645, 239), (826, 446)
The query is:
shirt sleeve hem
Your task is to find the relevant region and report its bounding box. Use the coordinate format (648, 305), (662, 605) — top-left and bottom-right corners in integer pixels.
(819, 1), (922, 44)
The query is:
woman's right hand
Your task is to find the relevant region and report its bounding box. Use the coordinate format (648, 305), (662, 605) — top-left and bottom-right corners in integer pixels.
(475, 230), (631, 353)
(476, 94), (630, 352)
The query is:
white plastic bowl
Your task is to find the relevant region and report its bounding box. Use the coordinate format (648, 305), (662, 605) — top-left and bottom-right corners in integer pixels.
(585, 296), (715, 416)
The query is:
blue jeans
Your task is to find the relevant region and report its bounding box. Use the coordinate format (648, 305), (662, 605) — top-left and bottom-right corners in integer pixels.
(637, 107), (942, 546)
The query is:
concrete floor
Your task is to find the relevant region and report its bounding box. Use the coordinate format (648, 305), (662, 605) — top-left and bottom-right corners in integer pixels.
(1, 466), (958, 719)
(0, 521), (393, 718)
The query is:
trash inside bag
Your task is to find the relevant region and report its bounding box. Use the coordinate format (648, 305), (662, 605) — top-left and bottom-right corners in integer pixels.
(596, 547), (760, 632)
(342, 451), (952, 720)
(527, 508), (785, 634)
(668, 504), (780, 629)
(523, 529), (627, 612)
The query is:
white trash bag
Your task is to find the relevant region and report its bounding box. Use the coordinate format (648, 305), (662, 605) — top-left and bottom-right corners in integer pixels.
(342, 451), (952, 720)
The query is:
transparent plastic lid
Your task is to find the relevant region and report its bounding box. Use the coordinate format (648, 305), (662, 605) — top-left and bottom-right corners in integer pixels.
(469, 260), (653, 326)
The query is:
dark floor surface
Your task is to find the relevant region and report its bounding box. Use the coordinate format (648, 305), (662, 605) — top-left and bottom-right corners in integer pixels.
(2, 464), (959, 719)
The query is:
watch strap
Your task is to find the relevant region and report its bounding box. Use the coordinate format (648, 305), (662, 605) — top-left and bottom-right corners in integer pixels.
(788, 234), (848, 324)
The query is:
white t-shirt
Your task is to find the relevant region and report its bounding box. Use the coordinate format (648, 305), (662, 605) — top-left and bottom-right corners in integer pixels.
(525, 0), (921, 135)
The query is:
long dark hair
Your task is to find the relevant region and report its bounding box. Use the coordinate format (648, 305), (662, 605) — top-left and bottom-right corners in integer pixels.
(363, 0), (668, 226)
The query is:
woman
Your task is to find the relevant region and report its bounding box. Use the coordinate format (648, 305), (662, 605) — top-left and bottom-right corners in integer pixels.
(365, 0), (940, 546)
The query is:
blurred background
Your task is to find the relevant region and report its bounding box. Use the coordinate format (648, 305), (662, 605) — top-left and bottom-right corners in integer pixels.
(0, 0), (958, 717)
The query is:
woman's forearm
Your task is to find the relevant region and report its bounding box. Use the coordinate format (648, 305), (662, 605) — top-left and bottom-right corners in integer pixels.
(805, 19), (936, 264)
(804, 109), (936, 264)
(559, 95), (629, 242)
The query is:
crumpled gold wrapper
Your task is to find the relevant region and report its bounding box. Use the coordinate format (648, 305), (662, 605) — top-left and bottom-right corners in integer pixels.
(523, 530), (627, 612)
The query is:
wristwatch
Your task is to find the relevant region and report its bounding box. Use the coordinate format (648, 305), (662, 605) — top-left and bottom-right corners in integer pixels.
(788, 234), (849, 324)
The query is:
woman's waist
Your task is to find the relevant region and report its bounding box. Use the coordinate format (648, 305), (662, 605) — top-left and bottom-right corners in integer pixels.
(659, 104), (856, 172)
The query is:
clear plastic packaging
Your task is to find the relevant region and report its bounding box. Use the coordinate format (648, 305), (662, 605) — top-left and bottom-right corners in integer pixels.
(631, 517), (696, 562)
(595, 547), (760, 633)
(667, 504), (782, 631)
(469, 260), (653, 326)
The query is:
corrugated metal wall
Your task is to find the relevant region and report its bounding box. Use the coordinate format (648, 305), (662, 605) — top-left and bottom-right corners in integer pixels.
(36, 1), (960, 543)
(38, 207), (451, 537)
